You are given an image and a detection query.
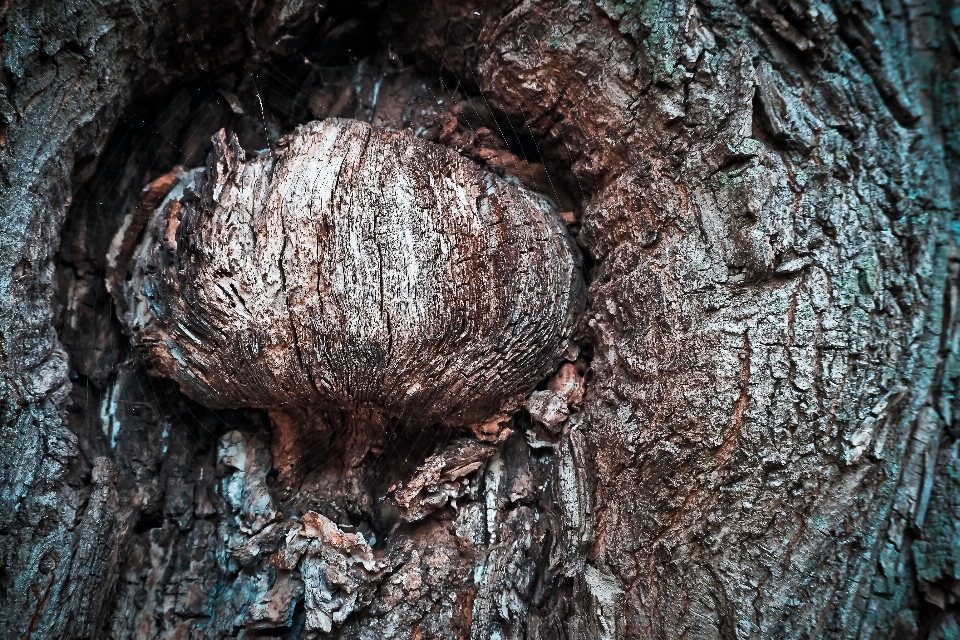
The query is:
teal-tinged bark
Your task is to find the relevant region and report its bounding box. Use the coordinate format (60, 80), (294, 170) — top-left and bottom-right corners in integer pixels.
(0, 1), (149, 634)
(4, 0), (960, 636)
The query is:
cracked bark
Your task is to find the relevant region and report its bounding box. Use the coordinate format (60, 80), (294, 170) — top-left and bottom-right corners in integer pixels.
(2, 0), (960, 638)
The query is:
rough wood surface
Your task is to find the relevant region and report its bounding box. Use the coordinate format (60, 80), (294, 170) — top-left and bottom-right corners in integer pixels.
(2, 0), (960, 638)
(113, 119), (583, 427)
(438, 0), (960, 632)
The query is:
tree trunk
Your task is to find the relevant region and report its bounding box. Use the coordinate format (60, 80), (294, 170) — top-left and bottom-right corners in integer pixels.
(2, 0), (960, 638)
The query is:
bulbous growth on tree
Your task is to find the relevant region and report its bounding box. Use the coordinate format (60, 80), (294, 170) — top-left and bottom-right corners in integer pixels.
(108, 118), (584, 427)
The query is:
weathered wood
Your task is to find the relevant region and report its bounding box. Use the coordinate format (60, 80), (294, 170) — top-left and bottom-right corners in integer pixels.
(2, 0), (960, 637)
(113, 119), (583, 428)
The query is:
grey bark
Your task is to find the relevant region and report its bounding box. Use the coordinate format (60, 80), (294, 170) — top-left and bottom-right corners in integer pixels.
(1, 0), (959, 638)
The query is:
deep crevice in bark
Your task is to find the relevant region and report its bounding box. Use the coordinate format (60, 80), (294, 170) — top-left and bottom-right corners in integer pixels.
(47, 7), (593, 637)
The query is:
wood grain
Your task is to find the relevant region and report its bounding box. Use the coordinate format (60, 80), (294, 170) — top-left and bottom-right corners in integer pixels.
(114, 118), (584, 427)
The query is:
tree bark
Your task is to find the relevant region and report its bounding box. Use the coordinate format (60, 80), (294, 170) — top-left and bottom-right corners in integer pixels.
(1, 0), (960, 638)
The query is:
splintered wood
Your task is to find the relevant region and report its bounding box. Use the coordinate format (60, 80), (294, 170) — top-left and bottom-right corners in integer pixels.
(112, 118), (583, 427)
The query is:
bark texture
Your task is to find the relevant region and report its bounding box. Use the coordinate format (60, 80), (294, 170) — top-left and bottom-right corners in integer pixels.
(1, 0), (960, 638)
(112, 118), (582, 426)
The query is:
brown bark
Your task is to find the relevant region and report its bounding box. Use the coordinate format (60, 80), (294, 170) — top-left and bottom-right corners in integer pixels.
(1, 0), (960, 638)
(111, 119), (582, 426)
